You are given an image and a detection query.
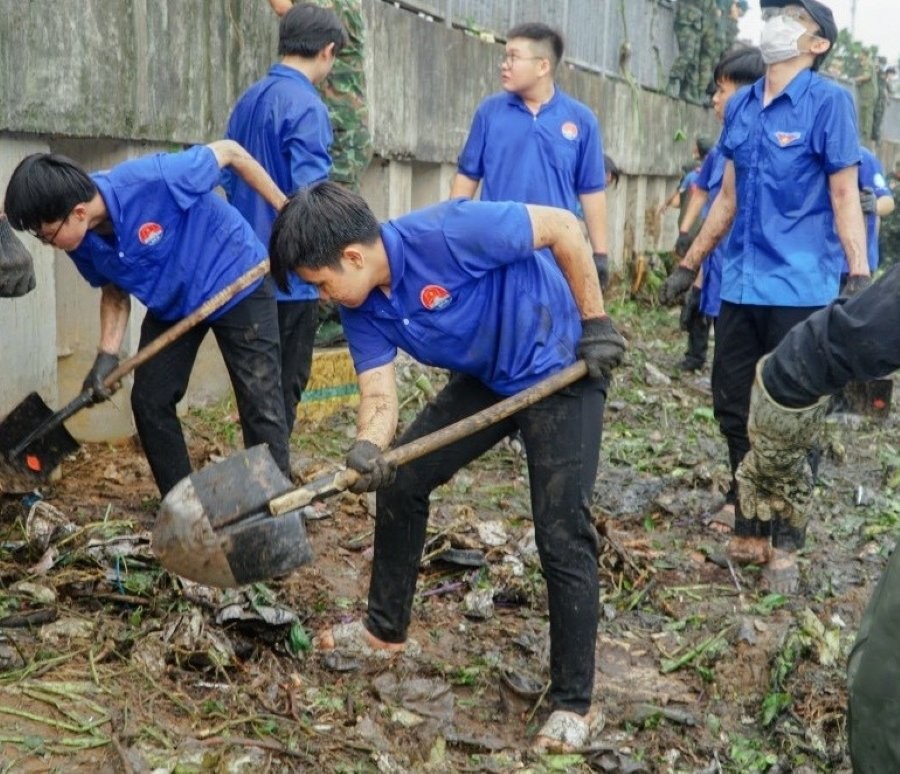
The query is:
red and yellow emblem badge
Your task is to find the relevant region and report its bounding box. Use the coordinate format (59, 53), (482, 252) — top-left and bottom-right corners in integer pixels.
(420, 284), (452, 310)
(561, 121), (579, 141)
(138, 222), (164, 246)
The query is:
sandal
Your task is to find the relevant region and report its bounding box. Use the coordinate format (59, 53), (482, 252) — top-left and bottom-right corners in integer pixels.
(703, 502), (735, 535)
(314, 619), (420, 659)
(533, 709), (603, 753)
(760, 549), (800, 595)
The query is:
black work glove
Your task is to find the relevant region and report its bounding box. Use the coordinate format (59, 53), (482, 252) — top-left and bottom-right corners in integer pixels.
(859, 187), (877, 215)
(679, 286), (702, 331)
(842, 274), (872, 297)
(0, 214), (37, 298)
(576, 316), (626, 380)
(592, 252), (610, 293)
(674, 230), (693, 258)
(346, 440), (396, 493)
(659, 265), (699, 305)
(82, 351), (120, 404)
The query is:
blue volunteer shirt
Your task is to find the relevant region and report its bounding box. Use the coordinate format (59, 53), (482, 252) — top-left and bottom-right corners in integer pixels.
(223, 64), (333, 302)
(694, 143), (727, 317)
(857, 147), (891, 272)
(456, 88), (606, 213)
(339, 200), (582, 395)
(68, 145), (266, 322)
(720, 70), (860, 306)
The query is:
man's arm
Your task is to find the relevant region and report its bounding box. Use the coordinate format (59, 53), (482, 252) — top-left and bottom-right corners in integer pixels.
(98, 285), (131, 354)
(579, 190), (608, 255)
(449, 173), (479, 200)
(355, 361), (399, 449)
(877, 194), (896, 218)
(678, 188), (709, 235)
(268, 0), (293, 16)
(207, 139), (288, 212)
(680, 161), (736, 271)
(829, 165), (870, 277)
(526, 205), (604, 319)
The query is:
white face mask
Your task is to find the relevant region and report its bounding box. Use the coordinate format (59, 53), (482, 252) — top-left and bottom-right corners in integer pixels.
(759, 14), (807, 64)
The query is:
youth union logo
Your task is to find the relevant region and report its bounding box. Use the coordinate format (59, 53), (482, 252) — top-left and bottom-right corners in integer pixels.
(774, 131), (801, 147)
(420, 284), (452, 311)
(561, 121), (579, 141)
(138, 222), (164, 246)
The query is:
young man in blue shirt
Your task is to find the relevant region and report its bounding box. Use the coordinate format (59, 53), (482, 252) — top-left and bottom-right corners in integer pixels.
(854, 146), (894, 276)
(660, 0), (870, 591)
(3, 142), (291, 496)
(449, 23), (610, 290)
(270, 182), (626, 751)
(224, 3), (345, 431)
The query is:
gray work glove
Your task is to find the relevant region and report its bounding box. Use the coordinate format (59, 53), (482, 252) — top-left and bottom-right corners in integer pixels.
(736, 356), (829, 528)
(679, 286), (702, 332)
(0, 214), (36, 298)
(843, 274), (873, 297)
(859, 187), (877, 215)
(82, 351), (120, 404)
(346, 439), (396, 493)
(674, 230), (693, 258)
(659, 264), (699, 305)
(576, 316), (626, 380)
(592, 252), (610, 293)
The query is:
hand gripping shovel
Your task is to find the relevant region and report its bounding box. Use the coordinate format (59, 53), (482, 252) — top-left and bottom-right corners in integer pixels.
(0, 260), (270, 493)
(152, 361), (590, 588)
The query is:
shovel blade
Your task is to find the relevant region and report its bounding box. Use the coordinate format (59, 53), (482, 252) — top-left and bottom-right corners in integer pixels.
(152, 445), (314, 587)
(0, 393), (80, 491)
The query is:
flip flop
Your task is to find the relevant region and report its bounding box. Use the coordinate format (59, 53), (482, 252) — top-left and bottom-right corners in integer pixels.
(314, 619), (420, 659)
(533, 709), (604, 753)
(702, 502), (735, 535)
(760, 550), (800, 595)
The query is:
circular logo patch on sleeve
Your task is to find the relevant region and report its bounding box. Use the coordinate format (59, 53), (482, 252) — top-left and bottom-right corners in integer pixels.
(138, 222), (164, 246)
(420, 284), (452, 310)
(561, 121), (579, 141)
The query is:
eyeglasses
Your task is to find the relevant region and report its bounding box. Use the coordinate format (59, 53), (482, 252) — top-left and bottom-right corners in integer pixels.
(761, 6), (814, 24)
(499, 54), (545, 68)
(30, 208), (73, 245)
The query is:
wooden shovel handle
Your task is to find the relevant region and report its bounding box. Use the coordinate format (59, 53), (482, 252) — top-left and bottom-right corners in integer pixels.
(268, 360), (589, 516)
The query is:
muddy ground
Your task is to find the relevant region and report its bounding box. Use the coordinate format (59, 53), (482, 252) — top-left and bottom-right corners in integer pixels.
(0, 294), (897, 773)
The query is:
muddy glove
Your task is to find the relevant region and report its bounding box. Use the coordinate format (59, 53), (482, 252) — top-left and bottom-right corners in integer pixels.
(659, 265), (698, 305)
(592, 252), (610, 293)
(0, 214), (36, 298)
(843, 274), (872, 297)
(679, 286), (702, 332)
(859, 187), (877, 215)
(346, 439), (396, 493)
(736, 356), (829, 528)
(82, 351), (120, 404)
(577, 316), (626, 380)
(674, 230), (693, 258)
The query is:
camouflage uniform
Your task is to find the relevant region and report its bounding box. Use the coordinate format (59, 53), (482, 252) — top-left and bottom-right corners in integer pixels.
(857, 60), (878, 143)
(668, 0), (704, 102)
(312, 0), (372, 190)
(872, 66), (888, 143)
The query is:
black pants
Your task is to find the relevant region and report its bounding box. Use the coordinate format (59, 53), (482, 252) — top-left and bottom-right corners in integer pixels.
(131, 277), (289, 496)
(683, 313), (711, 370)
(366, 371), (606, 715)
(278, 300), (318, 430)
(711, 301), (821, 537)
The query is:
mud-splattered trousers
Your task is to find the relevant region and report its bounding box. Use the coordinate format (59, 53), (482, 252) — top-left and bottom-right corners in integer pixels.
(751, 265), (900, 772)
(365, 371), (606, 715)
(131, 276), (289, 496)
(711, 301), (822, 547)
(278, 300), (319, 430)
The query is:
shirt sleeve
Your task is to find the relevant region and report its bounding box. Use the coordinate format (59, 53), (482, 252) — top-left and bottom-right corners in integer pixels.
(159, 145), (222, 211)
(863, 153), (891, 197)
(574, 112), (606, 194)
(340, 306), (397, 375)
(456, 103), (487, 180)
(818, 87), (862, 174)
(67, 247), (112, 289)
(695, 150), (716, 192)
(285, 103), (333, 192)
(441, 200), (535, 276)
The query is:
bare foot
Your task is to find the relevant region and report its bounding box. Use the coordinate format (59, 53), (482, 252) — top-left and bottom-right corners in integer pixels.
(704, 503), (735, 535)
(727, 536), (773, 566)
(761, 549), (800, 595)
(533, 709), (602, 753)
(314, 620), (407, 656)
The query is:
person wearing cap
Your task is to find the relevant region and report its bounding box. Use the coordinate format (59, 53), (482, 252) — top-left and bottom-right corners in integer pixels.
(659, 0), (869, 592)
(449, 23), (610, 291)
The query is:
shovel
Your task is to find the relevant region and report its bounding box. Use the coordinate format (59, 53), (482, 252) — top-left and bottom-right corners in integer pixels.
(152, 360), (590, 588)
(0, 260), (270, 492)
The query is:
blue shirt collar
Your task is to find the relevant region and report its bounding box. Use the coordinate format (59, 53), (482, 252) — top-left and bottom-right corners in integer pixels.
(753, 68), (814, 108)
(505, 84), (560, 113)
(267, 63), (317, 94)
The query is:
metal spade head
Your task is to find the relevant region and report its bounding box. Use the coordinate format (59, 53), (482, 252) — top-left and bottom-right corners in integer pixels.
(152, 445), (314, 587)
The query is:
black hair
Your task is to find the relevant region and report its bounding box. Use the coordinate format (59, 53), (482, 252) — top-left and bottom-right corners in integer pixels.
(713, 45), (765, 87)
(603, 154), (620, 188)
(278, 2), (346, 58)
(269, 181), (380, 292)
(3, 153), (97, 233)
(696, 136), (714, 159)
(506, 22), (564, 68)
